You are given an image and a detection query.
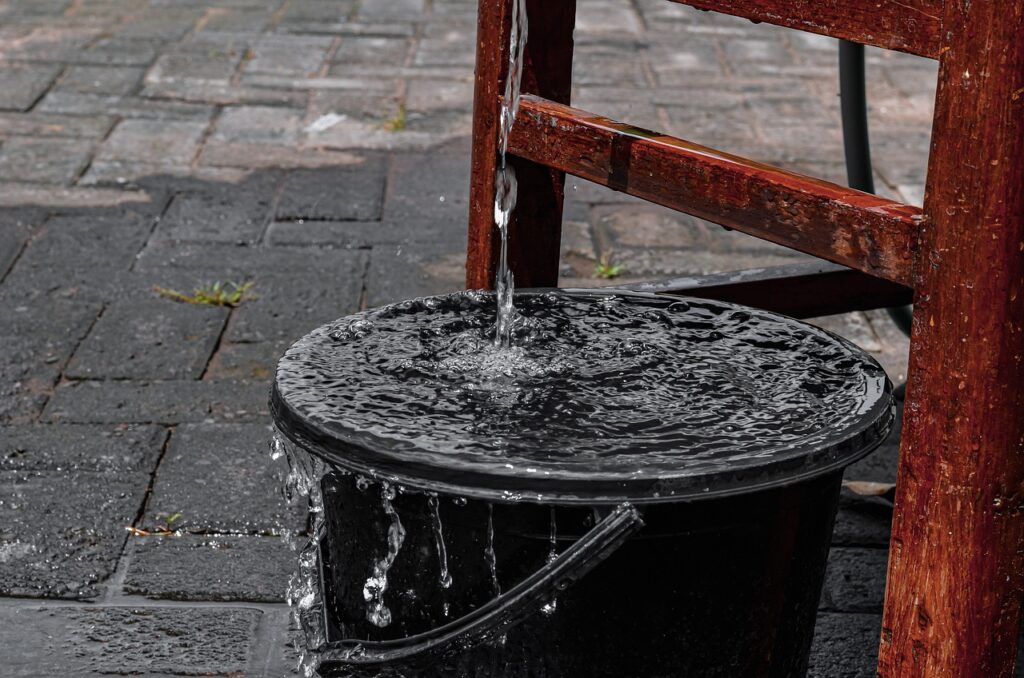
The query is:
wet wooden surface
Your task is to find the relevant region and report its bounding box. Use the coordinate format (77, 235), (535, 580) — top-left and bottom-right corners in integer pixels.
(668, 0), (942, 58)
(617, 262), (913, 319)
(879, 2), (1024, 676)
(508, 95), (920, 287)
(465, 0), (576, 290)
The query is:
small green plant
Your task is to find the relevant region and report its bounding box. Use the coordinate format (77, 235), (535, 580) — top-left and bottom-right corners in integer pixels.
(155, 281), (255, 308)
(127, 512), (183, 537)
(383, 102), (407, 132)
(594, 252), (624, 279)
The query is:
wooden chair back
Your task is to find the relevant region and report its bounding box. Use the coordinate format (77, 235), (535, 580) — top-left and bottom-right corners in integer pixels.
(466, 2), (1024, 675)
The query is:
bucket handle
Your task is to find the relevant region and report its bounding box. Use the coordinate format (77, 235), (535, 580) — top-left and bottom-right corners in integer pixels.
(317, 502), (645, 669)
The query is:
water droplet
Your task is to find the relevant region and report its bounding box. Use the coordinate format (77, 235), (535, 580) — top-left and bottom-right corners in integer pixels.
(428, 494), (453, 589)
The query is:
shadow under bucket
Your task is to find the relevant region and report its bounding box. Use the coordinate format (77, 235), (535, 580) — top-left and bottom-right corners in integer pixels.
(270, 289), (894, 677)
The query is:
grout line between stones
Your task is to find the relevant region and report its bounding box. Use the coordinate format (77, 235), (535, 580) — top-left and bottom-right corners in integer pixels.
(133, 190), (178, 267)
(199, 307), (233, 382)
(34, 299), (108, 422)
(101, 424), (174, 604)
(190, 105), (224, 170)
(357, 247), (371, 311)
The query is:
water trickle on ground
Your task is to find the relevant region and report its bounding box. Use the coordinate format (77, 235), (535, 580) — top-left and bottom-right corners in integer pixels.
(492, 0), (529, 347)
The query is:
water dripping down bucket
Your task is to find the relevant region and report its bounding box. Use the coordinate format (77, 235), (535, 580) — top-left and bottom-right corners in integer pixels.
(270, 288), (894, 677)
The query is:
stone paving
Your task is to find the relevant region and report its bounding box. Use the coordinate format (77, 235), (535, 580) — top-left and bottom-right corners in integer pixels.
(0, 0), (948, 675)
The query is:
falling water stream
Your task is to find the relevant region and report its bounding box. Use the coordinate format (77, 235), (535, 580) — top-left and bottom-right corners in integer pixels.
(493, 0), (529, 347)
(363, 483), (407, 628)
(272, 433), (328, 678)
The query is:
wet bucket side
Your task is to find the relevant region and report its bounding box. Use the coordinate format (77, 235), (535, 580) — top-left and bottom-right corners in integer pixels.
(309, 467), (843, 678)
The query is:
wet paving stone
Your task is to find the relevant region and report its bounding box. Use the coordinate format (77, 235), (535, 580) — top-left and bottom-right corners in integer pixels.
(364, 240), (465, 307)
(135, 239), (368, 275)
(0, 424), (165, 472)
(204, 340), (287, 382)
(845, 401), (902, 486)
(0, 470), (149, 599)
(11, 208), (158, 274)
(381, 147), (470, 242)
(132, 243), (368, 343)
(822, 548), (889, 613)
(142, 423), (304, 536)
(0, 209), (39, 281)
(225, 269), (366, 343)
(265, 219), (391, 248)
(66, 299), (228, 381)
(155, 177), (279, 244)
(831, 494), (893, 548)
(807, 613), (881, 677)
(0, 606), (260, 676)
(124, 534), (296, 602)
(43, 380), (269, 425)
(275, 159), (387, 221)
(0, 297), (102, 423)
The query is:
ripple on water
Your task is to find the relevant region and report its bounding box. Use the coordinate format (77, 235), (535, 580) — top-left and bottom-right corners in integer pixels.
(274, 290), (890, 492)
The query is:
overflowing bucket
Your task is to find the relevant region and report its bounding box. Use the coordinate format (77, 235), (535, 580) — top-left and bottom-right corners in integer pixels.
(270, 289), (893, 677)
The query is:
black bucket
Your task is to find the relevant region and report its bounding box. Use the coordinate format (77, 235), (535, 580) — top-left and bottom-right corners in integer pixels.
(271, 289), (894, 677)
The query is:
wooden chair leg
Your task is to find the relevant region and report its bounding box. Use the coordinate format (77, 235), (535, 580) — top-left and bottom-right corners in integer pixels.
(878, 4), (1024, 676)
(466, 0), (577, 290)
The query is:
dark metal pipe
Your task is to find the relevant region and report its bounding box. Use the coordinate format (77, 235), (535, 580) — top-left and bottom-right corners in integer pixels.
(838, 40), (912, 338)
(839, 41), (874, 194)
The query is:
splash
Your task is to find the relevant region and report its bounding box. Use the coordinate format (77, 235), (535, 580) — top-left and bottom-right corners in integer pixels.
(486, 504), (501, 596)
(363, 483), (407, 628)
(428, 494), (453, 590)
(273, 431), (328, 678)
(547, 508), (558, 564)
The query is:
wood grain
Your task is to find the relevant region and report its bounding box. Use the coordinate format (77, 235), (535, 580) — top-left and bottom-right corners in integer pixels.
(879, 1), (1024, 676)
(508, 96), (920, 287)
(669, 0), (941, 58)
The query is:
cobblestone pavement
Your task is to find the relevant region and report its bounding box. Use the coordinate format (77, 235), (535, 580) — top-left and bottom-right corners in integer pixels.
(0, 0), (944, 675)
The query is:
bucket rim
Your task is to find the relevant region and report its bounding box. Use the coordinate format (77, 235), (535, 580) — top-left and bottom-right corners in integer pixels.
(270, 288), (895, 505)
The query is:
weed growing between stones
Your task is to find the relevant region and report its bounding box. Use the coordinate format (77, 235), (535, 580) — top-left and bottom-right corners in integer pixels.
(383, 102), (408, 132)
(594, 251), (624, 279)
(154, 281), (256, 307)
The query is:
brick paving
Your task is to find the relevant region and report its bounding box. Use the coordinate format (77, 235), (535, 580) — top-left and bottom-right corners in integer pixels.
(0, 0), (944, 675)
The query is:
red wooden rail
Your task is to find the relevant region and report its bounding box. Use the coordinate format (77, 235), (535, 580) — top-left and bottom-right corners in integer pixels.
(507, 95), (920, 287)
(669, 0), (942, 58)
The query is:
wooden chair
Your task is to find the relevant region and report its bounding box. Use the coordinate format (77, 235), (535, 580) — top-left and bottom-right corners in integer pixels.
(465, 1), (1024, 676)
